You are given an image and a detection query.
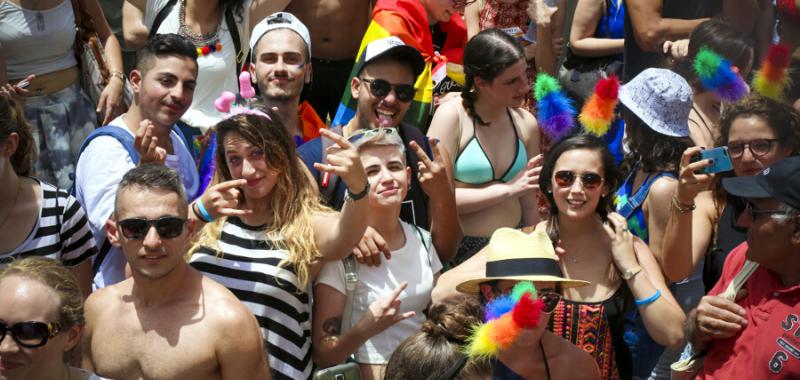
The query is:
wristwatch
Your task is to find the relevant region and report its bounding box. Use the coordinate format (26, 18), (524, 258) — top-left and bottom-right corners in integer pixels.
(621, 265), (642, 280)
(344, 182), (370, 203)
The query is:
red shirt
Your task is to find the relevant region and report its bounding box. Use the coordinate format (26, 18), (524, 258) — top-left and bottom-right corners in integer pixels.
(697, 242), (800, 379)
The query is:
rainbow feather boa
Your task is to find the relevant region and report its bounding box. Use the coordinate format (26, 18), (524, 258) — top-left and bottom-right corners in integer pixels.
(694, 46), (748, 102)
(753, 44), (791, 100)
(534, 74), (576, 141)
(466, 282), (545, 358)
(579, 75), (620, 136)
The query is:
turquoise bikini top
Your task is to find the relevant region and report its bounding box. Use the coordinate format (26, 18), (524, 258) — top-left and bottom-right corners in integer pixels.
(454, 108), (528, 185)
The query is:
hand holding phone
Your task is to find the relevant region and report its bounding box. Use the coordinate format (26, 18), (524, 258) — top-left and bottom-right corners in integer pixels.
(691, 146), (734, 174)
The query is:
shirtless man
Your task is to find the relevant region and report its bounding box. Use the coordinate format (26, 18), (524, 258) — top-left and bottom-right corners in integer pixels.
(287, 0), (373, 120)
(82, 164), (270, 380)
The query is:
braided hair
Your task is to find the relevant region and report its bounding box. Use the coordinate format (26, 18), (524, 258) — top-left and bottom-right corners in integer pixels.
(462, 29), (526, 126)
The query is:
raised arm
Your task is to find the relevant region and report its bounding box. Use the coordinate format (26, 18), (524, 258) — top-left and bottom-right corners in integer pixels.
(528, 0), (560, 75)
(569, 0), (624, 57)
(122, 0), (149, 50)
(311, 129), (370, 260)
(312, 280), (414, 367)
(660, 148), (718, 282)
(82, 0), (126, 124)
(626, 0), (708, 52)
(606, 213), (685, 347)
(409, 139), (462, 262)
(464, 0), (482, 40)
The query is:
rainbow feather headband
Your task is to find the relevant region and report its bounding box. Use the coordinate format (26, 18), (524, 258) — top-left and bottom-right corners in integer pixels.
(466, 281), (545, 358)
(534, 73), (576, 141)
(579, 75), (620, 136)
(694, 46), (748, 102)
(753, 44), (791, 101)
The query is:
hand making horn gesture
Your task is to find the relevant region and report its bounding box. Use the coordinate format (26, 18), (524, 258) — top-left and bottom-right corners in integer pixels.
(362, 281), (416, 335)
(314, 128), (369, 195)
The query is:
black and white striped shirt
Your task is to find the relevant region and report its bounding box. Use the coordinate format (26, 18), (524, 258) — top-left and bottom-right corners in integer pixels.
(1, 179), (97, 267)
(190, 217), (312, 380)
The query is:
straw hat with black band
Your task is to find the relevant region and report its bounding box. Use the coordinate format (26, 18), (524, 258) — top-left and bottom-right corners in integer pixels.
(456, 227), (589, 294)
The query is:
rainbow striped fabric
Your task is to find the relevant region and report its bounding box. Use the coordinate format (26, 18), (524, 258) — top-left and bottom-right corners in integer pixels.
(331, 0), (467, 132)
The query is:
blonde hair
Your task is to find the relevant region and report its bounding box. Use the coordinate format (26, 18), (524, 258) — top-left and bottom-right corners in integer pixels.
(190, 112), (329, 289)
(353, 129), (406, 163)
(0, 257), (84, 327)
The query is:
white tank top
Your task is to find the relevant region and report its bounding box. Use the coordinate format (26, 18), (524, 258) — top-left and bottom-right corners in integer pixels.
(0, 0), (77, 79)
(144, 0), (251, 130)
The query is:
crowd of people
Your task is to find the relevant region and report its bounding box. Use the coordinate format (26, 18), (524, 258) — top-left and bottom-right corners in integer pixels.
(1, 0), (799, 379)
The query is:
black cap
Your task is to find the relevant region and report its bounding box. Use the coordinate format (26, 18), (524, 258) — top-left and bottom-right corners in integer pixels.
(722, 156), (800, 209)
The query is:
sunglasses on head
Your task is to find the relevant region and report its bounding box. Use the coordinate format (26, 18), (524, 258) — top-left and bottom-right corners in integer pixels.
(347, 127), (399, 144)
(117, 217), (187, 240)
(554, 170), (604, 189)
(0, 321), (62, 348)
(360, 78), (415, 103)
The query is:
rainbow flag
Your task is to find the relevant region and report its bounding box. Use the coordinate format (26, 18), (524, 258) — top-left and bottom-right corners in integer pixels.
(331, 0), (467, 132)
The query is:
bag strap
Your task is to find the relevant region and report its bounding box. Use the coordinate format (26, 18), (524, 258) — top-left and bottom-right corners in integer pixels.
(340, 256), (359, 335)
(149, 0), (179, 38)
(722, 260), (759, 300)
(224, 5), (244, 77)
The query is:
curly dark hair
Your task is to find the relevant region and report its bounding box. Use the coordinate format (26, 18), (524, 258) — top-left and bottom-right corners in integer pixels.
(718, 95), (800, 151)
(539, 133), (622, 242)
(622, 107), (692, 174)
(461, 29), (525, 126)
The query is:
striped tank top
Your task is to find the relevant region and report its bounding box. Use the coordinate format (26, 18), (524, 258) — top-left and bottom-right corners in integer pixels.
(190, 217), (312, 380)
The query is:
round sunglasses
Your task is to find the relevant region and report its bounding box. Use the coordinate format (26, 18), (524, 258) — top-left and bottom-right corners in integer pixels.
(553, 170), (604, 190)
(360, 78), (415, 103)
(0, 321), (62, 348)
(117, 217), (187, 240)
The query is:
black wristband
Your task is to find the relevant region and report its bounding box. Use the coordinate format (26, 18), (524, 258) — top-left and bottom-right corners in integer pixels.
(346, 182), (370, 202)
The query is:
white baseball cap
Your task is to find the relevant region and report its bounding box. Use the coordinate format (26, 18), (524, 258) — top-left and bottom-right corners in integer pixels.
(249, 12), (311, 60)
(355, 36), (425, 78)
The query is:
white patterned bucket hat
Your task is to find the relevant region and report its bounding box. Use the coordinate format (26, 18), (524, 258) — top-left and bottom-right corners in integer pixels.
(619, 68), (692, 137)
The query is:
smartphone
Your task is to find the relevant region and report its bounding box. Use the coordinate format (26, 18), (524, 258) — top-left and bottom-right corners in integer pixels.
(693, 146), (734, 174)
(16, 79), (30, 89)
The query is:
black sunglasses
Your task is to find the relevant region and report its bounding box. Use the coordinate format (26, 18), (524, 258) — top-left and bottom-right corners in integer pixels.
(540, 291), (562, 313)
(360, 78), (415, 103)
(117, 217), (187, 240)
(0, 321), (62, 348)
(554, 170), (604, 190)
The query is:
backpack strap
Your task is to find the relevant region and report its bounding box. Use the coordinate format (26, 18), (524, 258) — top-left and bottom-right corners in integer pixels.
(149, 0), (178, 38)
(340, 256), (359, 335)
(617, 169), (677, 219)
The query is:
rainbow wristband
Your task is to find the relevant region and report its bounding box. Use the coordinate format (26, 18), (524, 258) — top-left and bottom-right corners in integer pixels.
(635, 289), (661, 306)
(196, 198), (214, 222)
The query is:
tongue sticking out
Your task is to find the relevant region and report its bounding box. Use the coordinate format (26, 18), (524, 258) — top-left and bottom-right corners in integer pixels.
(377, 113), (393, 128)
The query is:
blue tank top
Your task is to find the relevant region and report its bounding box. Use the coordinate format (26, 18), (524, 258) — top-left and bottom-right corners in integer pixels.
(614, 164), (676, 243)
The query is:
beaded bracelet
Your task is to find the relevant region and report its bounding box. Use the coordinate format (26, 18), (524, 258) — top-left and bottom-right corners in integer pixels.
(635, 289), (662, 306)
